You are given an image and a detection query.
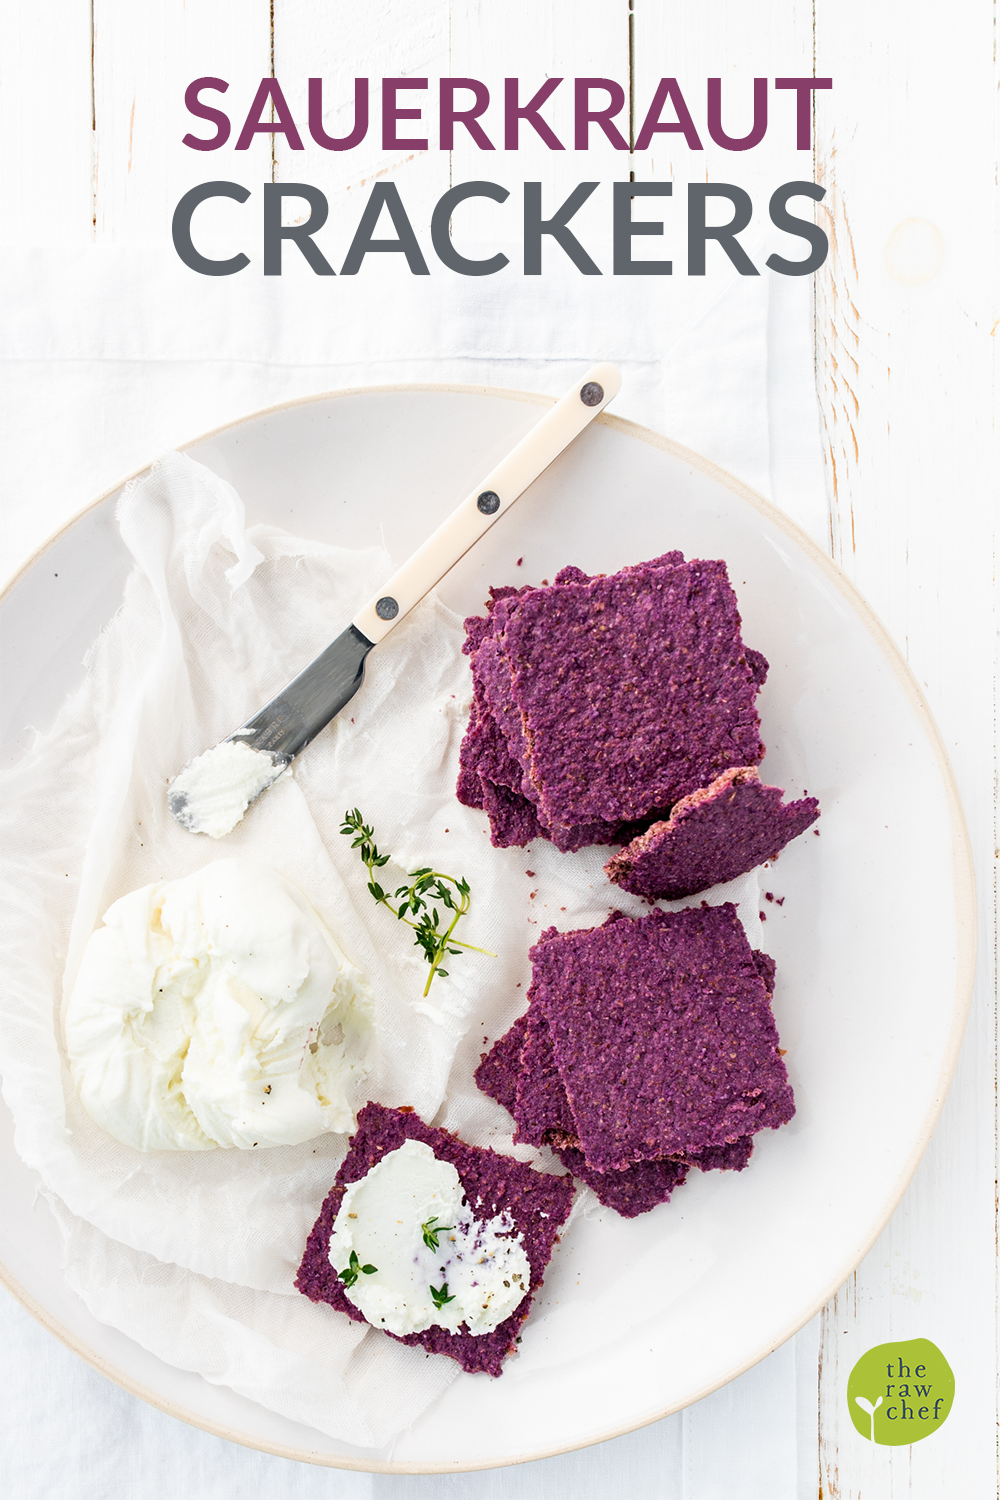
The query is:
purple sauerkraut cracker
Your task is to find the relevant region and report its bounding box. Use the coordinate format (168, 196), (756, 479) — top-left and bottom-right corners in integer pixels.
(473, 1012), (529, 1115)
(551, 1145), (690, 1218)
(456, 554), (767, 850)
(531, 905), (794, 1173)
(473, 632), (623, 853)
(515, 1010), (754, 1172)
(503, 560), (766, 830)
(514, 1005), (580, 1148)
(689, 1136), (755, 1172)
(480, 777), (547, 848)
(475, 1005), (755, 1216)
(474, 1009), (579, 1149)
(605, 766), (821, 900)
(458, 595), (620, 851)
(295, 1102), (574, 1378)
(475, 1018), (690, 1216)
(455, 697), (489, 810)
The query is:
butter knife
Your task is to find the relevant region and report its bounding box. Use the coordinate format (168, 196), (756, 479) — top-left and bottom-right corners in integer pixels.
(168, 364), (621, 835)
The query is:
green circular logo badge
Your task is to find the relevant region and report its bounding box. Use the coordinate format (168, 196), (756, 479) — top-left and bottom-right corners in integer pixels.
(847, 1338), (954, 1445)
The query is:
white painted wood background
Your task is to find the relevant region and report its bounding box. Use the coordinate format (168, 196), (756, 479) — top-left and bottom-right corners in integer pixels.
(1, 3), (996, 1497)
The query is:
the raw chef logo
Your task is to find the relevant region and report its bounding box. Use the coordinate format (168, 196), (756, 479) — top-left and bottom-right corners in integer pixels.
(847, 1338), (954, 1446)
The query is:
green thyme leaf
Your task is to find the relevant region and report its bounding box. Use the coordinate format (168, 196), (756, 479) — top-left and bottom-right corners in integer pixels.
(430, 1282), (455, 1310)
(340, 808), (495, 996)
(337, 1248), (377, 1289)
(338, 1250), (360, 1287)
(420, 1216), (454, 1252)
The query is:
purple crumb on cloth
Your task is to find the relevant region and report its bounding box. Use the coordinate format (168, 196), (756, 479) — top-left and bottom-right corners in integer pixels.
(456, 554), (767, 851)
(295, 1102), (574, 1378)
(531, 905), (794, 1173)
(605, 767), (821, 901)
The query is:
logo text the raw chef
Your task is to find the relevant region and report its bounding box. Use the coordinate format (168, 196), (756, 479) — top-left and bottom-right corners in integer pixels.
(882, 1355), (947, 1423)
(847, 1338), (955, 1446)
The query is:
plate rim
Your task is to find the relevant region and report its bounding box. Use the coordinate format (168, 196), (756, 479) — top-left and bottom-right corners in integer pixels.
(0, 381), (978, 1473)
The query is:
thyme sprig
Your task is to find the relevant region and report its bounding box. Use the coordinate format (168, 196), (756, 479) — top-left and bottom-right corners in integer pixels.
(340, 808), (494, 996)
(430, 1282), (455, 1311)
(338, 1249), (377, 1289)
(421, 1216), (454, 1252)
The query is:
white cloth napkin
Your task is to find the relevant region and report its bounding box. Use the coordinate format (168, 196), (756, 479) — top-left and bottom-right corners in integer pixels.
(0, 237), (774, 589)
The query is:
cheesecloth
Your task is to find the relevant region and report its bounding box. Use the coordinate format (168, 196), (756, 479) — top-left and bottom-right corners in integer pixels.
(0, 451), (761, 1445)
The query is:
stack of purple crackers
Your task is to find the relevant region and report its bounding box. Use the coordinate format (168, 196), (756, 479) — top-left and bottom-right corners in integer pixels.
(457, 553), (818, 895)
(296, 1102), (574, 1377)
(476, 904), (795, 1217)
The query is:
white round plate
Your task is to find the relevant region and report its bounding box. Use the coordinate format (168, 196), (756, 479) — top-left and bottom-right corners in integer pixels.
(0, 386), (975, 1471)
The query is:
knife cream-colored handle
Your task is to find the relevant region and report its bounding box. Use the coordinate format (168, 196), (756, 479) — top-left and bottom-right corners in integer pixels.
(352, 362), (622, 645)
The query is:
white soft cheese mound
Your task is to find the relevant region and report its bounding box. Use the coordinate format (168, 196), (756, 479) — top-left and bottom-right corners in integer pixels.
(328, 1139), (530, 1337)
(65, 858), (373, 1151)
